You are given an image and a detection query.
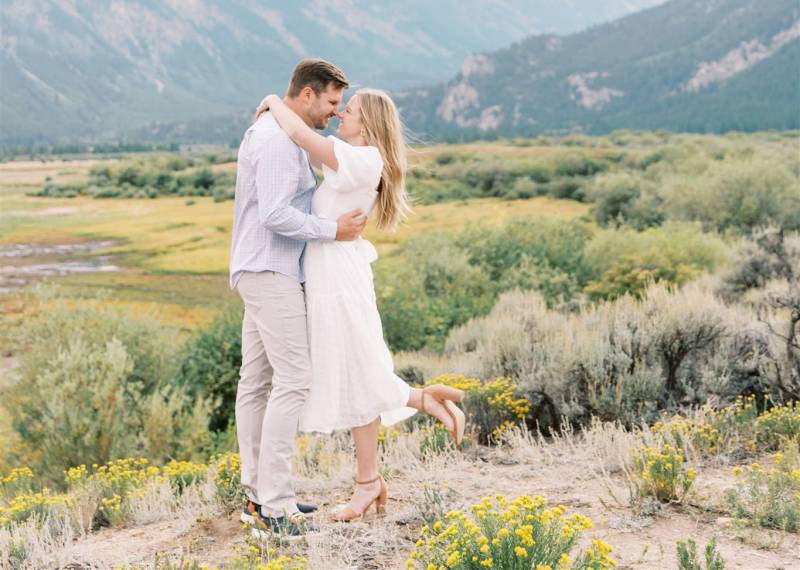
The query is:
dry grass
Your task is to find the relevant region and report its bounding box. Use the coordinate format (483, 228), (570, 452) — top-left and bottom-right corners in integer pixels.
(0, 159), (109, 189)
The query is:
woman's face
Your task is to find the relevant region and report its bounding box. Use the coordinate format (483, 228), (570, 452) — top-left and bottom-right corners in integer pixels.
(336, 94), (364, 143)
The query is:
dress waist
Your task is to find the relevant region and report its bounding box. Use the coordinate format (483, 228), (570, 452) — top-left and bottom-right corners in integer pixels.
(309, 237), (378, 264)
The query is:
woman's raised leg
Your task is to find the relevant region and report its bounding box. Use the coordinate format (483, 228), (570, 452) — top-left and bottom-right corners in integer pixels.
(407, 385), (466, 444)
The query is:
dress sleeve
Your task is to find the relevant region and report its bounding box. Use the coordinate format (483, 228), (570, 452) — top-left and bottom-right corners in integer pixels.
(321, 136), (383, 193)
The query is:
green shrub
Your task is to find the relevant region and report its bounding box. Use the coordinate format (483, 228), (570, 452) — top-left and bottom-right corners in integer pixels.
(29, 154), (235, 200)
(175, 303), (243, 432)
(552, 152), (609, 178)
(584, 223), (727, 300)
(193, 168), (215, 190)
(588, 171), (664, 229)
(442, 281), (736, 427)
(661, 158), (800, 233)
(629, 443), (696, 504)
(546, 177), (585, 201)
(716, 229), (800, 302)
(435, 152), (456, 165)
(378, 218), (592, 351)
(459, 218), (593, 289)
(505, 176), (538, 199)
(676, 538), (726, 570)
(418, 425), (456, 457)
(375, 257), (445, 352)
(755, 401), (800, 449)
(9, 292), (211, 482)
(376, 234), (495, 351)
(725, 440), (800, 532)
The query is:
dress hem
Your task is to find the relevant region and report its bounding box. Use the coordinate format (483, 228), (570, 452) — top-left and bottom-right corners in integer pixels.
(299, 405), (417, 435)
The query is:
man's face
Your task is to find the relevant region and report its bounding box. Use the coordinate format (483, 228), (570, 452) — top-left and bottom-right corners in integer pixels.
(306, 84), (343, 130)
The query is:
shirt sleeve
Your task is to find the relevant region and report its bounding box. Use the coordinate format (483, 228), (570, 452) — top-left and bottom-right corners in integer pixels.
(321, 136), (383, 193)
(253, 134), (337, 242)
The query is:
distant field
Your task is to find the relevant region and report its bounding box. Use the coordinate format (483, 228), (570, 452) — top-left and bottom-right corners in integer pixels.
(0, 153), (589, 269)
(0, 151), (590, 329)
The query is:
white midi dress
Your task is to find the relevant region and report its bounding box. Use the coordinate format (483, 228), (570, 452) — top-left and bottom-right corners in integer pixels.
(298, 136), (417, 433)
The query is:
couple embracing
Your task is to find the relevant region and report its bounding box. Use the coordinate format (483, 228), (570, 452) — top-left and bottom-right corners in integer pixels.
(228, 58), (466, 538)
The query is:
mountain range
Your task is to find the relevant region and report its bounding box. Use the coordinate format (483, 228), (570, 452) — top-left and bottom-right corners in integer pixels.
(398, 0), (800, 138)
(0, 0), (665, 146)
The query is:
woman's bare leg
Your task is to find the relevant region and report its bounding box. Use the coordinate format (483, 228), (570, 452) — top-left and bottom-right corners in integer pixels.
(344, 417), (382, 514)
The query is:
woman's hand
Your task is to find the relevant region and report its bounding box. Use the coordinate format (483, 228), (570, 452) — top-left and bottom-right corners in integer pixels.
(255, 94), (278, 120)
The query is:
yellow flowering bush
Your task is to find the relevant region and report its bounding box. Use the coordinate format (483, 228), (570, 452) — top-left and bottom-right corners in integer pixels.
(724, 440), (800, 532)
(224, 549), (307, 570)
(117, 542), (307, 570)
(68, 458), (155, 527)
(755, 401), (800, 450)
(209, 452), (242, 508)
(424, 375), (531, 444)
(65, 457), (208, 528)
(407, 494), (617, 570)
(1, 465), (73, 528)
(0, 467), (34, 497)
(163, 459), (207, 492)
(3, 455), (223, 532)
(0, 489), (72, 527)
(76, 458), (161, 497)
(65, 457), (161, 517)
(630, 443), (696, 503)
(98, 493), (125, 527)
(704, 394), (760, 452)
(650, 416), (722, 457)
(648, 395), (784, 460)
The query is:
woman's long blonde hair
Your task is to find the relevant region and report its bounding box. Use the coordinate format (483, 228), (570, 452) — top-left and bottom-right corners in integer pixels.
(357, 88), (411, 231)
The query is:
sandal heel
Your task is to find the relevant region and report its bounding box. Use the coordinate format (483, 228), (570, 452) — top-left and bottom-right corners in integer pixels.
(375, 475), (388, 515)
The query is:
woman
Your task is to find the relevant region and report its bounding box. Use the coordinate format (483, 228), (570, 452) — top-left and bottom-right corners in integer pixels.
(255, 89), (465, 522)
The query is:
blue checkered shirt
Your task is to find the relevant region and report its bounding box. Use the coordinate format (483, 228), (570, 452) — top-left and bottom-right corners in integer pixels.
(229, 113), (337, 287)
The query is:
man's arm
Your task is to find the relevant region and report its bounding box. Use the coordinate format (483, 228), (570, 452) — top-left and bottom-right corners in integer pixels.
(254, 134), (337, 242)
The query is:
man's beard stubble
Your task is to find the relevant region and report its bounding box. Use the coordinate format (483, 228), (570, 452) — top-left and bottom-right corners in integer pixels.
(312, 115), (330, 130)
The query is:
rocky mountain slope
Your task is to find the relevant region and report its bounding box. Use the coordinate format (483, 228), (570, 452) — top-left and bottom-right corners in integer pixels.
(397, 0), (800, 138)
(0, 0), (664, 145)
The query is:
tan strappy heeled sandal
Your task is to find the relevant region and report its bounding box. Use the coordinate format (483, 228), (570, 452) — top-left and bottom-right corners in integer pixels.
(330, 474), (388, 522)
(422, 384), (466, 445)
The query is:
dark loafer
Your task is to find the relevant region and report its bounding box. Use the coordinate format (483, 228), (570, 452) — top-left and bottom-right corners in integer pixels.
(251, 509), (313, 542)
(296, 501), (319, 514)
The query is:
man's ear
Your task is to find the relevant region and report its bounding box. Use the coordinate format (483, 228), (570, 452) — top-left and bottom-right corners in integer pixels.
(300, 86), (315, 104)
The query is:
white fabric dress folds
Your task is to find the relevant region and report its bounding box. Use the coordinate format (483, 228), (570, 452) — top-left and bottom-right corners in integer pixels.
(299, 136), (417, 433)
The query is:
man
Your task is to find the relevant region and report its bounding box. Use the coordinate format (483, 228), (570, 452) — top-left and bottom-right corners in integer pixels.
(229, 58), (365, 537)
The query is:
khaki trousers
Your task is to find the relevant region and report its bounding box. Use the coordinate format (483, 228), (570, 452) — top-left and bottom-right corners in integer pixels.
(235, 271), (311, 516)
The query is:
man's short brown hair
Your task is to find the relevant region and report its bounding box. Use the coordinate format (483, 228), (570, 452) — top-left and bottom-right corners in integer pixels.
(287, 59), (349, 98)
